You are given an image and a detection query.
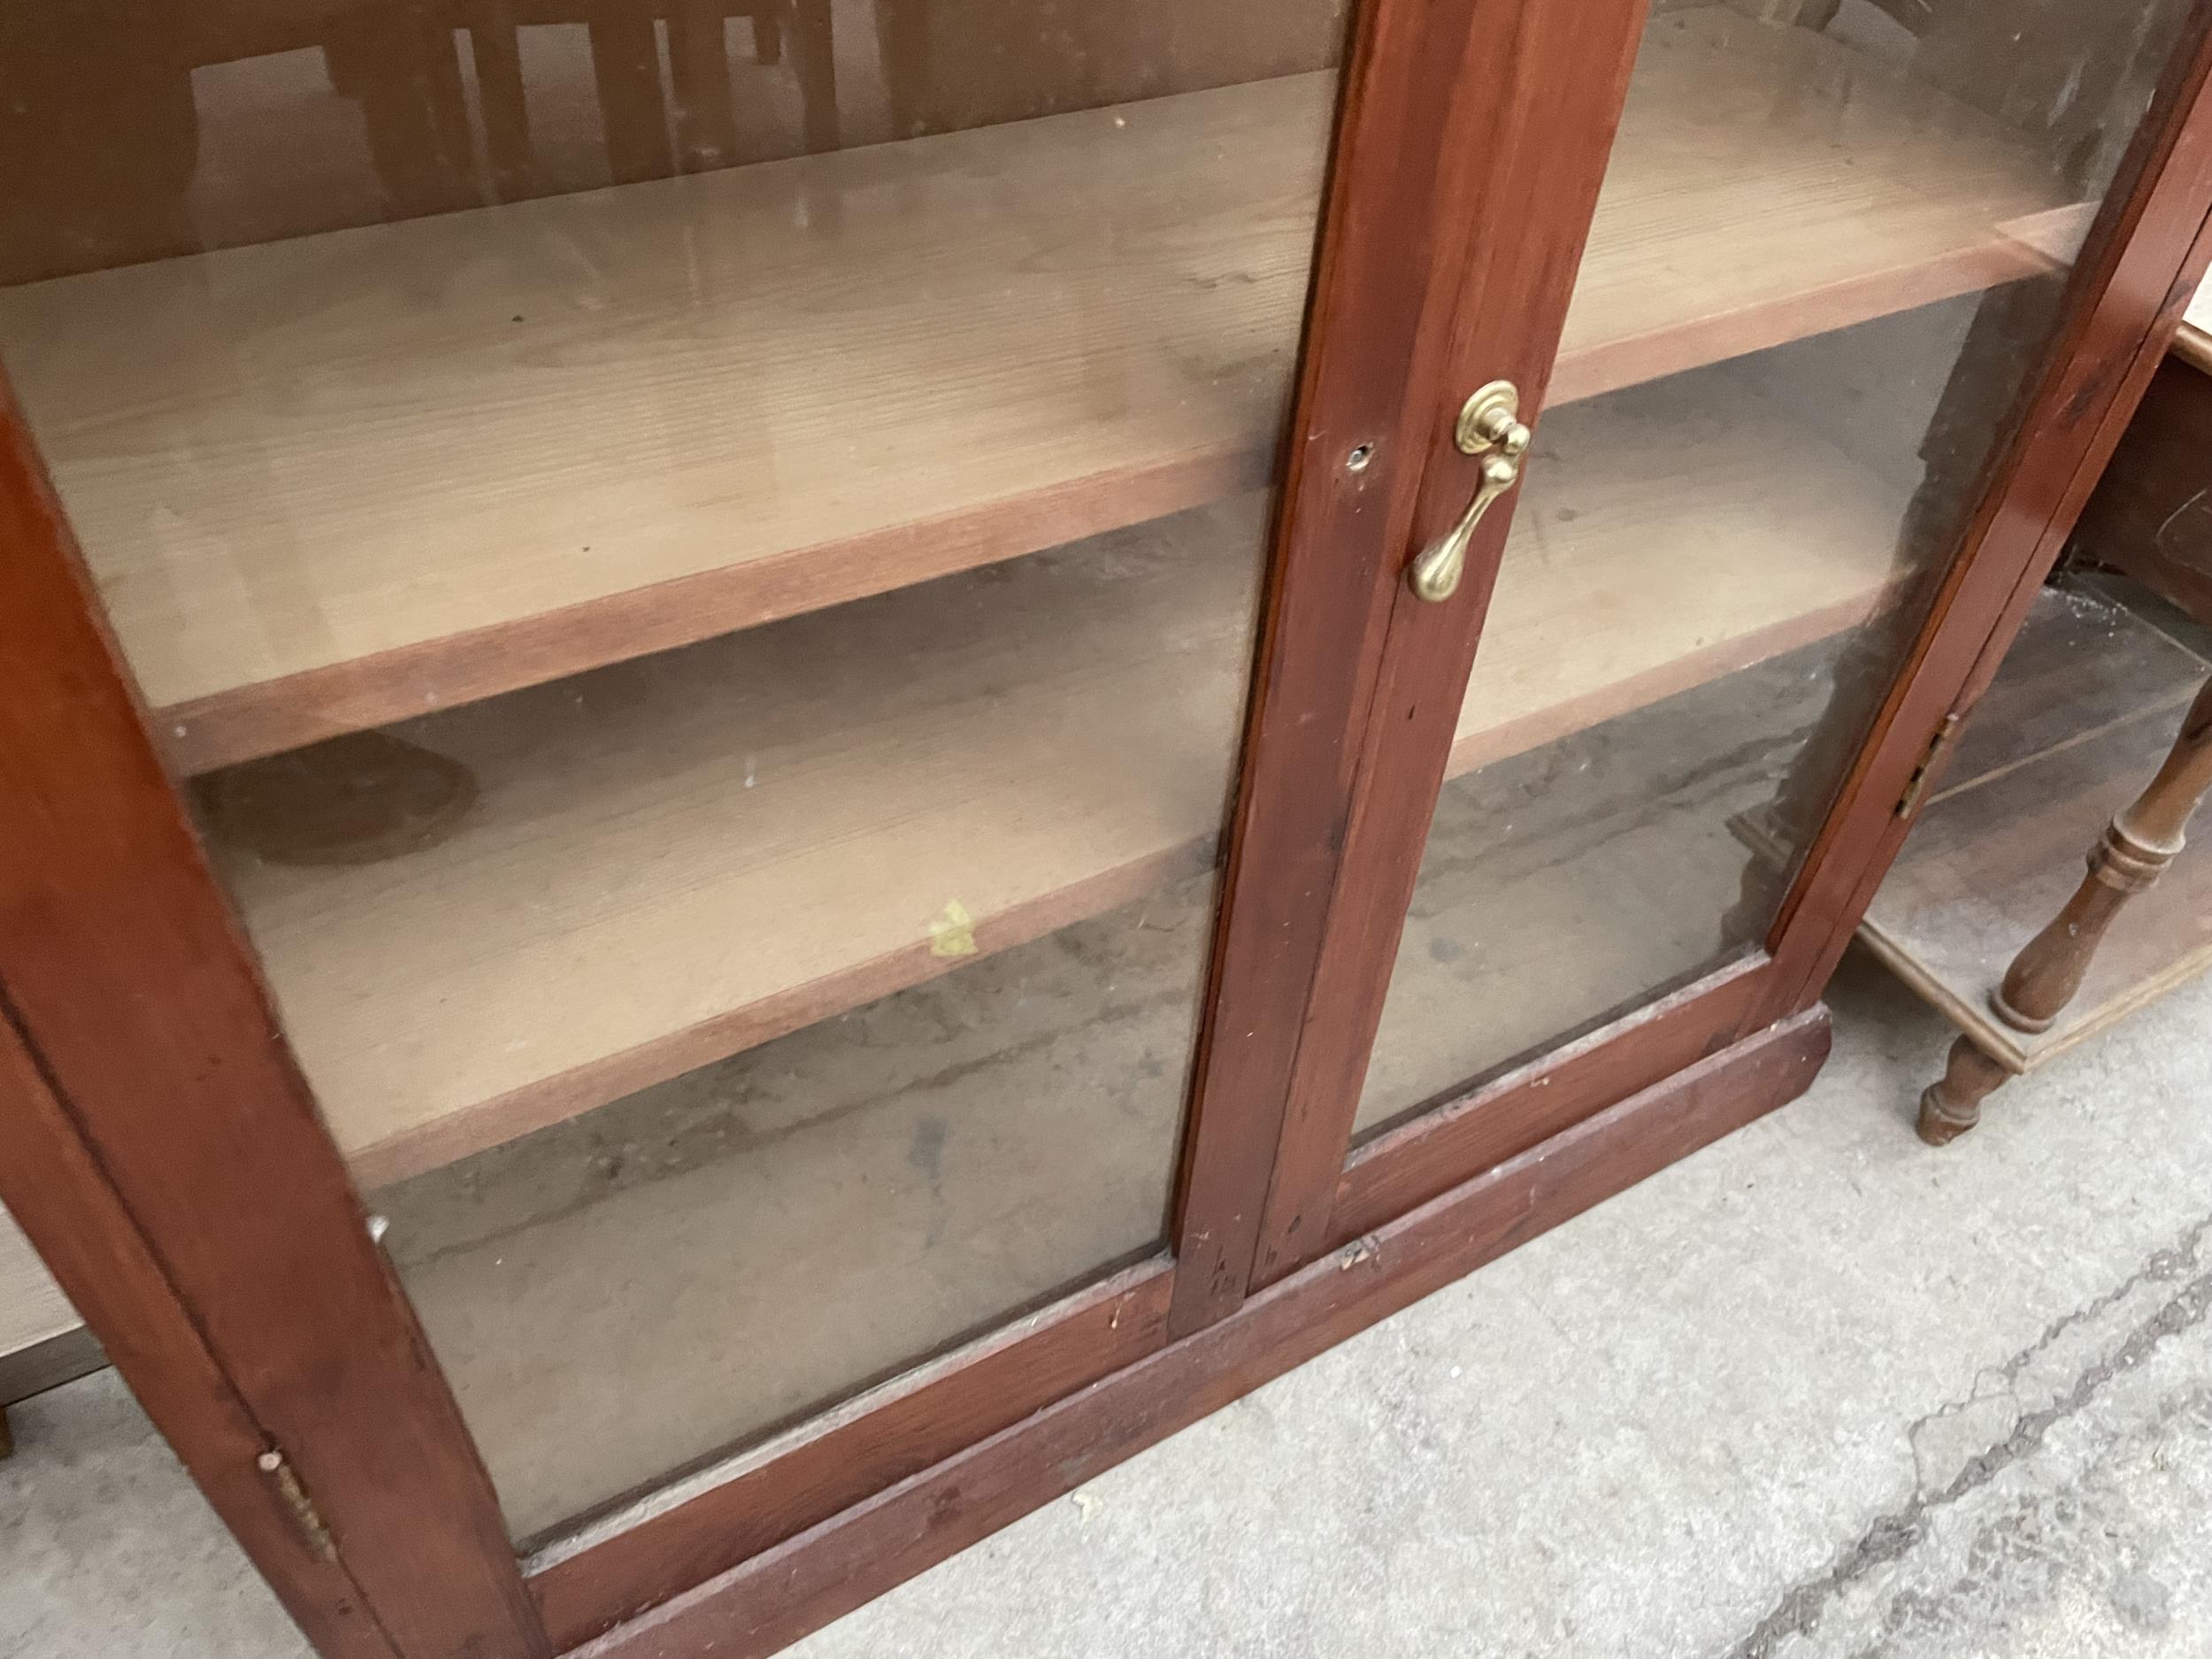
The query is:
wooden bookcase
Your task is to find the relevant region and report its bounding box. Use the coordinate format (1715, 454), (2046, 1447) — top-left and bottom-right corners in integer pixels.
(4, 0), (2212, 1654)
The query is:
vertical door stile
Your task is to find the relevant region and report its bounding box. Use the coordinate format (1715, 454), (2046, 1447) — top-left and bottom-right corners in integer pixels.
(1233, 0), (1655, 1293)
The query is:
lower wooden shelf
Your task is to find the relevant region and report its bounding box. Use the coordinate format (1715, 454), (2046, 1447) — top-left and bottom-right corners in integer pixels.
(1, 7), (2070, 772)
(210, 365), (1910, 1185)
(1856, 580), (2212, 1071)
(387, 624), (1837, 1546)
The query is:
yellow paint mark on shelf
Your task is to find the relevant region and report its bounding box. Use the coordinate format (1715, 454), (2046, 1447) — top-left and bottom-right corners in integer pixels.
(928, 900), (979, 958)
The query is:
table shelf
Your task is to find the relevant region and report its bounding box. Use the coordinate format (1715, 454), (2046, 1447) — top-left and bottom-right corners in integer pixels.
(1860, 580), (2212, 1071)
(0, 7), (2071, 774)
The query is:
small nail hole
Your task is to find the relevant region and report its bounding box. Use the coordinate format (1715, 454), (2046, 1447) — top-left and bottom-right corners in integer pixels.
(1346, 443), (1374, 472)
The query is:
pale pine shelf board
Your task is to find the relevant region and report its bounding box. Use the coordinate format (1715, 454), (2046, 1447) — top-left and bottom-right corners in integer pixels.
(0, 6), (2066, 773)
(219, 373), (1909, 1186)
(1545, 9), (2085, 407)
(0, 1207), (81, 1397)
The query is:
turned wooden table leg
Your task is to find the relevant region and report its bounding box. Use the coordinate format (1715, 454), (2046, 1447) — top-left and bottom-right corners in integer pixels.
(1918, 1035), (2011, 1145)
(1917, 678), (2212, 1145)
(1993, 678), (2212, 1032)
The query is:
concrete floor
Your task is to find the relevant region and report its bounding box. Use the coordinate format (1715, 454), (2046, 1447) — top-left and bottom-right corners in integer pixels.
(7, 946), (2212, 1658)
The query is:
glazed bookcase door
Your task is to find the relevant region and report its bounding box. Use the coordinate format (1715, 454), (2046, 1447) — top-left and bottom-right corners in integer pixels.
(1238, 0), (2212, 1278)
(1360, 0), (2209, 1133)
(0, 0), (1352, 1543)
(0, 0), (1639, 1651)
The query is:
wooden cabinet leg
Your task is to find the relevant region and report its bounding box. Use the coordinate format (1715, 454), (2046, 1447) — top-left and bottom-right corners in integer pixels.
(1917, 1034), (2011, 1145)
(1992, 678), (2212, 1033)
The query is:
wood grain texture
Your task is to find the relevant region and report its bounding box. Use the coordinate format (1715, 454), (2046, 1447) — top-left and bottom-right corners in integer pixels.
(1757, 5), (2212, 1027)
(210, 373), (1897, 1188)
(0, 8), (2071, 773)
(566, 1007), (1830, 1659)
(1546, 8), (2088, 405)
(0, 394), (549, 1658)
(527, 1263), (1172, 1652)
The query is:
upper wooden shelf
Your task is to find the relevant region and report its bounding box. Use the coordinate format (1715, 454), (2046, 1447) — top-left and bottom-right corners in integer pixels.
(0, 6), (2071, 774)
(218, 369), (1908, 1187)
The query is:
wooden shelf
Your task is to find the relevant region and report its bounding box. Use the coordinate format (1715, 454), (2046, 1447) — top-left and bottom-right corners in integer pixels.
(1, 1206), (91, 1404)
(210, 371), (1909, 1186)
(0, 6), (2070, 773)
(1857, 583), (2212, 1071)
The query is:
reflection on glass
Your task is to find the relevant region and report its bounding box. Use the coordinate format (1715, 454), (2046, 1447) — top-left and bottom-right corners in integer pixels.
(0, 0), (1349, 1538)
(1354, 0), (2192, 1136)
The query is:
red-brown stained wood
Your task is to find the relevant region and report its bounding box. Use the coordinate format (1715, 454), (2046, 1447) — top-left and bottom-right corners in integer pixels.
(1327, 952), (1767, 1248)
(1915, 1034), (2015, 1145)
(1242, 0), (1655, 1291)
(528, 1263), (1171, 1652)
(1758, 7), (2212, 1024)
(0, 1006), (396, 1659)
(1999, 676), (2212, 1021)
(0, 393), (549, 1659)
(1167, 0), (1513, 1336)
(572, 1008), (1829, 1659)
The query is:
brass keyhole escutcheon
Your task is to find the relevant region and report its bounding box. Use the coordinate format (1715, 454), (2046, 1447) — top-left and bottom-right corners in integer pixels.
(1407, 380), (1532, 603)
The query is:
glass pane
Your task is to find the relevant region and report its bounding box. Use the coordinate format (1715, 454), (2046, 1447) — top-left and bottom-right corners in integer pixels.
(0, 0), (1350, 1538)
(1355, 0), (2193, 1137)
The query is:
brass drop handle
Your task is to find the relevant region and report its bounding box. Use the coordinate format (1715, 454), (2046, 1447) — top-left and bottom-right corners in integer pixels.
(1407, 380), (1532, 603)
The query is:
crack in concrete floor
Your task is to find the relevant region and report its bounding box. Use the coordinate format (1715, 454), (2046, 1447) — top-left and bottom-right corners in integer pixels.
(1826, 1378), (2212, 1659)
(1719, 1214), (2212, 1659)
